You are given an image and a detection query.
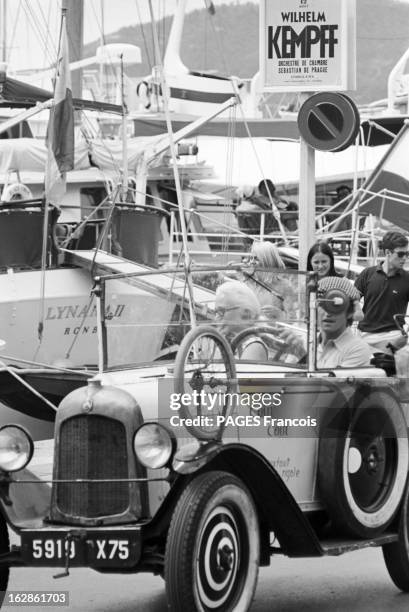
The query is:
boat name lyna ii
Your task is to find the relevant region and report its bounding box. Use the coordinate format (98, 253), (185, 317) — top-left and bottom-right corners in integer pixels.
(45, 304), (126, 321)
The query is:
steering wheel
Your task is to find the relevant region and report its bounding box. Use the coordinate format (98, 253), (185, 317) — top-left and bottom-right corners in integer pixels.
(173, 326), (237, 440)
(230, 325), (287, 360)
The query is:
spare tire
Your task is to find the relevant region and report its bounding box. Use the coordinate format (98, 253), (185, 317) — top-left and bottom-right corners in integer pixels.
(318, 390), (408, 538)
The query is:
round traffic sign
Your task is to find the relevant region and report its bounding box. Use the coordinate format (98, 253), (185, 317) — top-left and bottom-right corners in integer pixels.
(297, 92), (360, 152)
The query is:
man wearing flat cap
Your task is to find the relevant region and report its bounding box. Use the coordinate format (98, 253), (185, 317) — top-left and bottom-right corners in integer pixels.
(279, 276), (372, 368)
(355, 231), (409, 354)
(316, 277), (372, 368)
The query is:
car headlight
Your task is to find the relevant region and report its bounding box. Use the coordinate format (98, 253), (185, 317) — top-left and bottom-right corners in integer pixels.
(133, 423), (175, 469)
(0, 425), (33, 472)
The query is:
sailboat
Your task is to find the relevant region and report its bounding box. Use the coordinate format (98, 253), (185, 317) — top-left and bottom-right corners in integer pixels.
(0, 2), (240, 437)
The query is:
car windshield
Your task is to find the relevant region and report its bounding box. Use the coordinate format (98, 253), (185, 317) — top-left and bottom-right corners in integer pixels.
(99, 266), (308, 371)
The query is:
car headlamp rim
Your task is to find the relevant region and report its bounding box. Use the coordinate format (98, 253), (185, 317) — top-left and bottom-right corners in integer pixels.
(0, 424), (34, 473)
(133, 422), (176, 469)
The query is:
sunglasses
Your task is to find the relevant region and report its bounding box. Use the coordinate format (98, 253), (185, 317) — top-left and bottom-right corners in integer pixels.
(215, 306), (241, 318)
(394, 251), (409, 258)
(242, 255), (259, 264)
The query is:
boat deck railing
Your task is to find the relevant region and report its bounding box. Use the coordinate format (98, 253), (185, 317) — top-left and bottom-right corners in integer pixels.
(160, 199), (384, 270)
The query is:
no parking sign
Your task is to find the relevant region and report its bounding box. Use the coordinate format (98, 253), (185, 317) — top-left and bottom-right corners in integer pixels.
(297, 92), (360, 152)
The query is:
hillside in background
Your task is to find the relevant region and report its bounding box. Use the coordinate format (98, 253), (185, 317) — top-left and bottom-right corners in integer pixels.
(85, 0), (409, 105)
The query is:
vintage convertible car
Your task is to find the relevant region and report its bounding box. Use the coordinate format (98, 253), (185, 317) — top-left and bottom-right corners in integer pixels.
(0, 265), (408, 612)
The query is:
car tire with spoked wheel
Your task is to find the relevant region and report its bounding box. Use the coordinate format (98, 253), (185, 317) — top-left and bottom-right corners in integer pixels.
(165, 470), (259, 612)
(318, 391), (408, 538)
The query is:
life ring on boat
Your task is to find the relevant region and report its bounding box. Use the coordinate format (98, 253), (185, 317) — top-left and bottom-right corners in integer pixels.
(136, 80), (152, 109)
(318, 389), (409, 538)
(1, 182), (33, 202)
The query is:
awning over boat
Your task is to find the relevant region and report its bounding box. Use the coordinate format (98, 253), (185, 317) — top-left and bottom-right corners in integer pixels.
(360, 115), (409, 146)
(359, 122), (409, 231)
(131, 111), (409, 145)
(0, 137), (90, 172)
(0, 76), (52, 106)
(89, 136), (172, 170)
(0, 74), (122, 114)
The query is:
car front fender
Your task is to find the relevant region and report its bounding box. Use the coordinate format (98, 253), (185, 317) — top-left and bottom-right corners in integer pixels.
(0, 468), (51, 532)
(146, 441), (324, 560)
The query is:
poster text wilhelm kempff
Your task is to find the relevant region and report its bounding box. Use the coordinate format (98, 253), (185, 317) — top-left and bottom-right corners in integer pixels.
(261, 0), (351, 91)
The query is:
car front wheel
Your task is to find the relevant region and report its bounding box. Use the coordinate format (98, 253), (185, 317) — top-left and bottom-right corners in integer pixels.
(165, 470), (259, 612)
(383, 479), (409, 591)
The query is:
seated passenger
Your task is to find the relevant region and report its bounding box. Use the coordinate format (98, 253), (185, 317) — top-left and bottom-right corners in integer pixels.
(215, 280), (268, 361)
(235, 185), (264, 247)
(279, 277), (373, 368)
(307, 240), (340, 279)
(257, 179), (298, 233)
(241, 241), (297, 323)
(235, 180), (293, 242)
(328, 184), (353, 232)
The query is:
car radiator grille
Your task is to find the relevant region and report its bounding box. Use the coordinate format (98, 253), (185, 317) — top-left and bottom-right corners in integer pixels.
(55, 415), (129, 518)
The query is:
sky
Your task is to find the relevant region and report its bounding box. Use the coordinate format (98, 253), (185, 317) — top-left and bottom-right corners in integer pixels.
(3, 0), (256, 71)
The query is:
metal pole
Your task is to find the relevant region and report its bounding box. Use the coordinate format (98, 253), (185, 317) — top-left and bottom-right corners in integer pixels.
(120, 55), (128, 203)
(307, 281), (318, 372)
(94, 278), (106, 376)
(298, 92), (316, 270)
(148, 0), (197, 327)
(169, 212), (175, 265)
(1, 0), (6, 64)
(99, 0), (105, 97)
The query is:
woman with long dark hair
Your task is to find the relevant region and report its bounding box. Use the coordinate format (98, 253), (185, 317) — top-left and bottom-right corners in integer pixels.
(307, 240), (363, 320)
(307, 241), (340, 279)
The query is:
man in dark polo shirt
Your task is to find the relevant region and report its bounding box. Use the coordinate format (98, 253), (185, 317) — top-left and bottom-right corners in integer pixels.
(355, 231), (409, 353)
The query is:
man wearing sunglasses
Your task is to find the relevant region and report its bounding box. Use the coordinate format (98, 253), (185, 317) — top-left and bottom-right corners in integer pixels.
(355, 231), (409, 353)
(214, 280), (268, 361)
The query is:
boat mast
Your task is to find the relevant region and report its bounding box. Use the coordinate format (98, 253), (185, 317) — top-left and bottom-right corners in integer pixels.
(148, 0), (196, 327)
(99, 0), (105, 96)
(66, 0), (83, 98)
(0, 0), (6, 64)
(120, 54), (128, 203)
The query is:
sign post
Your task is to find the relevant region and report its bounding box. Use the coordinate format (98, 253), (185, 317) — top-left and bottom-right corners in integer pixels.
(299, 95), (316, 273)
(259, 0), (356, 268)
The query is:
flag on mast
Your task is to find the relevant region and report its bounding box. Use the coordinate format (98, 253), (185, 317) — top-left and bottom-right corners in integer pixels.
(45, 10), (74, 203)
